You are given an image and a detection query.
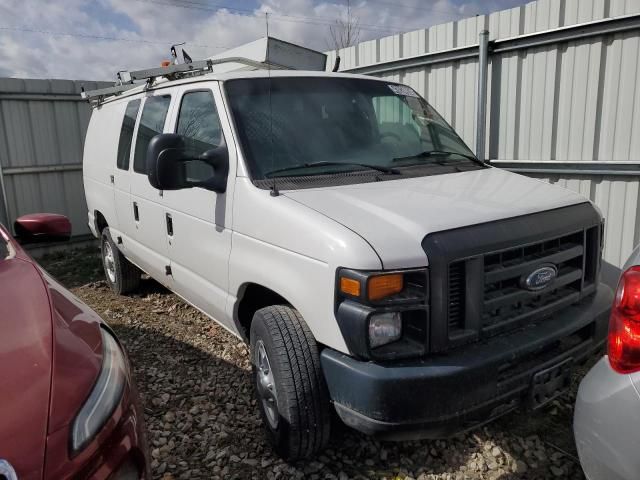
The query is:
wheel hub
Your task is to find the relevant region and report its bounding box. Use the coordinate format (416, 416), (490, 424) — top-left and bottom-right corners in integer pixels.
(103, 242), (116, 283)
(255, 340), (279, 429)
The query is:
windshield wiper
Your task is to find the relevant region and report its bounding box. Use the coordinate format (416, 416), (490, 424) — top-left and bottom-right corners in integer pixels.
(392, 150), (480, 164)
(264, 161), (400, 178)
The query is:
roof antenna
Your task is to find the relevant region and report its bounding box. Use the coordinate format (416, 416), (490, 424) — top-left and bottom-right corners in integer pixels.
(332, 55), (341, 72)
(265, 13), (279, 197)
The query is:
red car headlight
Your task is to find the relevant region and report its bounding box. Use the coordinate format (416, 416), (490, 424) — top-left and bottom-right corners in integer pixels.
(70, 328), (127, 454)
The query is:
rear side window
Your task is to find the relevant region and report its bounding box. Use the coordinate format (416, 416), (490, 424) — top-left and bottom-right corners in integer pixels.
(133, 95), (171, 173)
(116, 99), (140, 170)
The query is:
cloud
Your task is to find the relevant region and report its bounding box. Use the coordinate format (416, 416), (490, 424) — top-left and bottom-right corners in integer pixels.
(0, 0), (526, 80)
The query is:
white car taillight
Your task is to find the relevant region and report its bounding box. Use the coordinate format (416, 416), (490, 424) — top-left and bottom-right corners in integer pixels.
(608, 266), (640, 374)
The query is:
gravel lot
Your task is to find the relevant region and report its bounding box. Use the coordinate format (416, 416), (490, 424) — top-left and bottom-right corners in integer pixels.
(40, 247), (596, 480)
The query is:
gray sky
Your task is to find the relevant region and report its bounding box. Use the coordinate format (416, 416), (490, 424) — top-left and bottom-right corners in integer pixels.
(0, 0), (528, 80)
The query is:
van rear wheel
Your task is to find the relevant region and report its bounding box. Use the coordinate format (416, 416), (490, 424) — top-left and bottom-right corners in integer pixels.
(101, 227), (140, 295)
(250, 305), (331, 460)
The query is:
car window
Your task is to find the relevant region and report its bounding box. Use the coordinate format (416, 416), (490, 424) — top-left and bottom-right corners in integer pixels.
(175, 90), (222, 183)
(225, 77), (476, 181)
(116, 99), (141, 170)
(133, 95), (171, 174)
(373, 95), (434, 158)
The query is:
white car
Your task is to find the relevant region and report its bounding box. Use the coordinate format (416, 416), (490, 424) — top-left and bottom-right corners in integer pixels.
(574, 245), (640, 480)
(82, 55), (612, 460)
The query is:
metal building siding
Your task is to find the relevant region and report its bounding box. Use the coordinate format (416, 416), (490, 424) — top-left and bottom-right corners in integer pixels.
(534, 174), (640, 267)
(330, 0), (640, 267)
(0, 78), (112, 234)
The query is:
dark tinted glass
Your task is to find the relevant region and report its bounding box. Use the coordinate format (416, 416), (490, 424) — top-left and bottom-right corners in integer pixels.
(116, 99), (140, 170)
(175, 91), (223, 183)
(176, 90), (222, 157)
(225, 77), (475, 180)
(133, 95), (171, 173)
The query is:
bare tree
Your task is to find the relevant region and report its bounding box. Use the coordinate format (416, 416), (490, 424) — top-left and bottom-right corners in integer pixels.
(327, 0), (361, 50)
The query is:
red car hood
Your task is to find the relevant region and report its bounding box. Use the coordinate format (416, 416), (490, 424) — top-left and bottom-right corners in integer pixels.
(0, 230), (103, 480)
(0, 247), (53, 479)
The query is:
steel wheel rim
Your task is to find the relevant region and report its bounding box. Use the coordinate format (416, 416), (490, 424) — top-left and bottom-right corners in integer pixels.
(255, 340), (279, 428)
(103, 242), (117, 284)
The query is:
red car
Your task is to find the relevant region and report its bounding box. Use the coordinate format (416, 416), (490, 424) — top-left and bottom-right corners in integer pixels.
(0, 214), (149, 479)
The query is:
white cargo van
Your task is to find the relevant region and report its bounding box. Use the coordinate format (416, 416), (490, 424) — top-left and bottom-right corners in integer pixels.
(82, 40), (612, 460)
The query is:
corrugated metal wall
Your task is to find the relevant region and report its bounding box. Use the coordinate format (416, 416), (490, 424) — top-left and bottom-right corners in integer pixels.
(0, 78), (111, 236)
(1, 0), (639, 267)
(328, 0), (640, 268)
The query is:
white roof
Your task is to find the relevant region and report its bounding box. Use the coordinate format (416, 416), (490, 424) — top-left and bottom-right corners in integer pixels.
(92, 36), (394, 106)
(100, 69), (391, 105)
(208, 37), (327, 73)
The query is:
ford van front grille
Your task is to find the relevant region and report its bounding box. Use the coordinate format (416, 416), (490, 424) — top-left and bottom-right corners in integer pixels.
(459, 229), (595, 338)
(422, 203), (603, 352)
(447, 262), (466, 331)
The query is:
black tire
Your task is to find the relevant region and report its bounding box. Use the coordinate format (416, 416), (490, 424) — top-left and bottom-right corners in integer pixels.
(250, 305), (331, 460)
(101, 227), (141, 295)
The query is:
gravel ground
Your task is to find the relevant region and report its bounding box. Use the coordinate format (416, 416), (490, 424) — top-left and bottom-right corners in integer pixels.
(39, 247), (596, 480)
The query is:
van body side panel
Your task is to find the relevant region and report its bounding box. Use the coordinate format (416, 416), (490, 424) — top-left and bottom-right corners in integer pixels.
(228, 177), (383, 353)
(160, 82), (235, 331)
(82, 103), (125, 236)
(112, 98), (142, 257)
(125, 94), (174, 285)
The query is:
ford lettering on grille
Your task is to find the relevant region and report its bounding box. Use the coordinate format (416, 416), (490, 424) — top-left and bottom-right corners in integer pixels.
(522, 265), (558, 291)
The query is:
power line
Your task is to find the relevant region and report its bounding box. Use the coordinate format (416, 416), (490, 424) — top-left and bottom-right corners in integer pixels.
(352, 0), (467, 19)
(127, 0), (408, 34)
(0, 26), (229, 49)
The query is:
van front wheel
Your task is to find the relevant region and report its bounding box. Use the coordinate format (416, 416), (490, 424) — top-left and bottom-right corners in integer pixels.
(101, 227), (140, 295)
(250, 305), (331, 460)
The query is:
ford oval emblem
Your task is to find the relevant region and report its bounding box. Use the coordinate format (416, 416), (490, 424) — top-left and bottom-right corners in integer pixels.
(522, 264), (557, 291)
(0, 460), (17, 480)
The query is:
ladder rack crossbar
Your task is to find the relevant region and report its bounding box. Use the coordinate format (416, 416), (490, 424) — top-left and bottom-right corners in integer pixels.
(81, 56), (290, 104)
(80, 83), (138, 101)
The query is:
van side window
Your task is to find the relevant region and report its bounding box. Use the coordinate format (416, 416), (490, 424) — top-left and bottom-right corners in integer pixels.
(176, 90), (223, 183)
(116, 99), (141, 170)
(133, 95), (171, 174)
(176, 90), (222, 156)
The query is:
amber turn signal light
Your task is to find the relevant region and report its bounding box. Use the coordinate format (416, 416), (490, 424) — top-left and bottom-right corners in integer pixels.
(368, 274), (403, 301)
(340, 277), (361, 297)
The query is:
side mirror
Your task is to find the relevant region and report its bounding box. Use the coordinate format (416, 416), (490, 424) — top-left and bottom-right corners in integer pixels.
(146, 133), (229, 193)
(14, 213), (72, 244)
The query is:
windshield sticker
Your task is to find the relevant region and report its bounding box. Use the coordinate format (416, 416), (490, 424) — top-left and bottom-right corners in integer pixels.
(388, 84), (419, 97)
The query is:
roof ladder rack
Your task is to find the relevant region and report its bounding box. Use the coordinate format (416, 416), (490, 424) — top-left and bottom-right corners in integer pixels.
(81, 56), (285, 105)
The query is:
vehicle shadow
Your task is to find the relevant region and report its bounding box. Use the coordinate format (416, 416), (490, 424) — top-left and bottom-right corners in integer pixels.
(110, 313), (589, 480)
(43, 243), (590, 480)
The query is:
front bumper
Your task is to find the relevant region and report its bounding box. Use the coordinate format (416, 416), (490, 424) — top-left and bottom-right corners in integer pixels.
(322, 284), (612, 440)
(574, 357), (640, 480)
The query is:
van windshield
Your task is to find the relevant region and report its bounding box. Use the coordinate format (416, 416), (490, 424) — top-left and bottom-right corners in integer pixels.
(224, 76), (479, 181)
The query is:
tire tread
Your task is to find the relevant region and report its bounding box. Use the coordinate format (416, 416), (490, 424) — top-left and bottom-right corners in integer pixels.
(252, 305), (331, 460)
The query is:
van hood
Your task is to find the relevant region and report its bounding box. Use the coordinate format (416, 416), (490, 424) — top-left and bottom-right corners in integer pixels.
(283, 167), (590, 268)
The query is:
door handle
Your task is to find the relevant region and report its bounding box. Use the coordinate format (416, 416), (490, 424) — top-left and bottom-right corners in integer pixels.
(166, 213), (173, 236)
(133, 202), (139, 221)
(110, 175), (114, 184)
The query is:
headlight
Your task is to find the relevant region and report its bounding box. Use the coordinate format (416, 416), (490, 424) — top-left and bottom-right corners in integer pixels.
(337, 268), (426, 304)
(70, 328), (127, 454)
(369, 312), (402, 348)
(336, 268), (428, 360)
